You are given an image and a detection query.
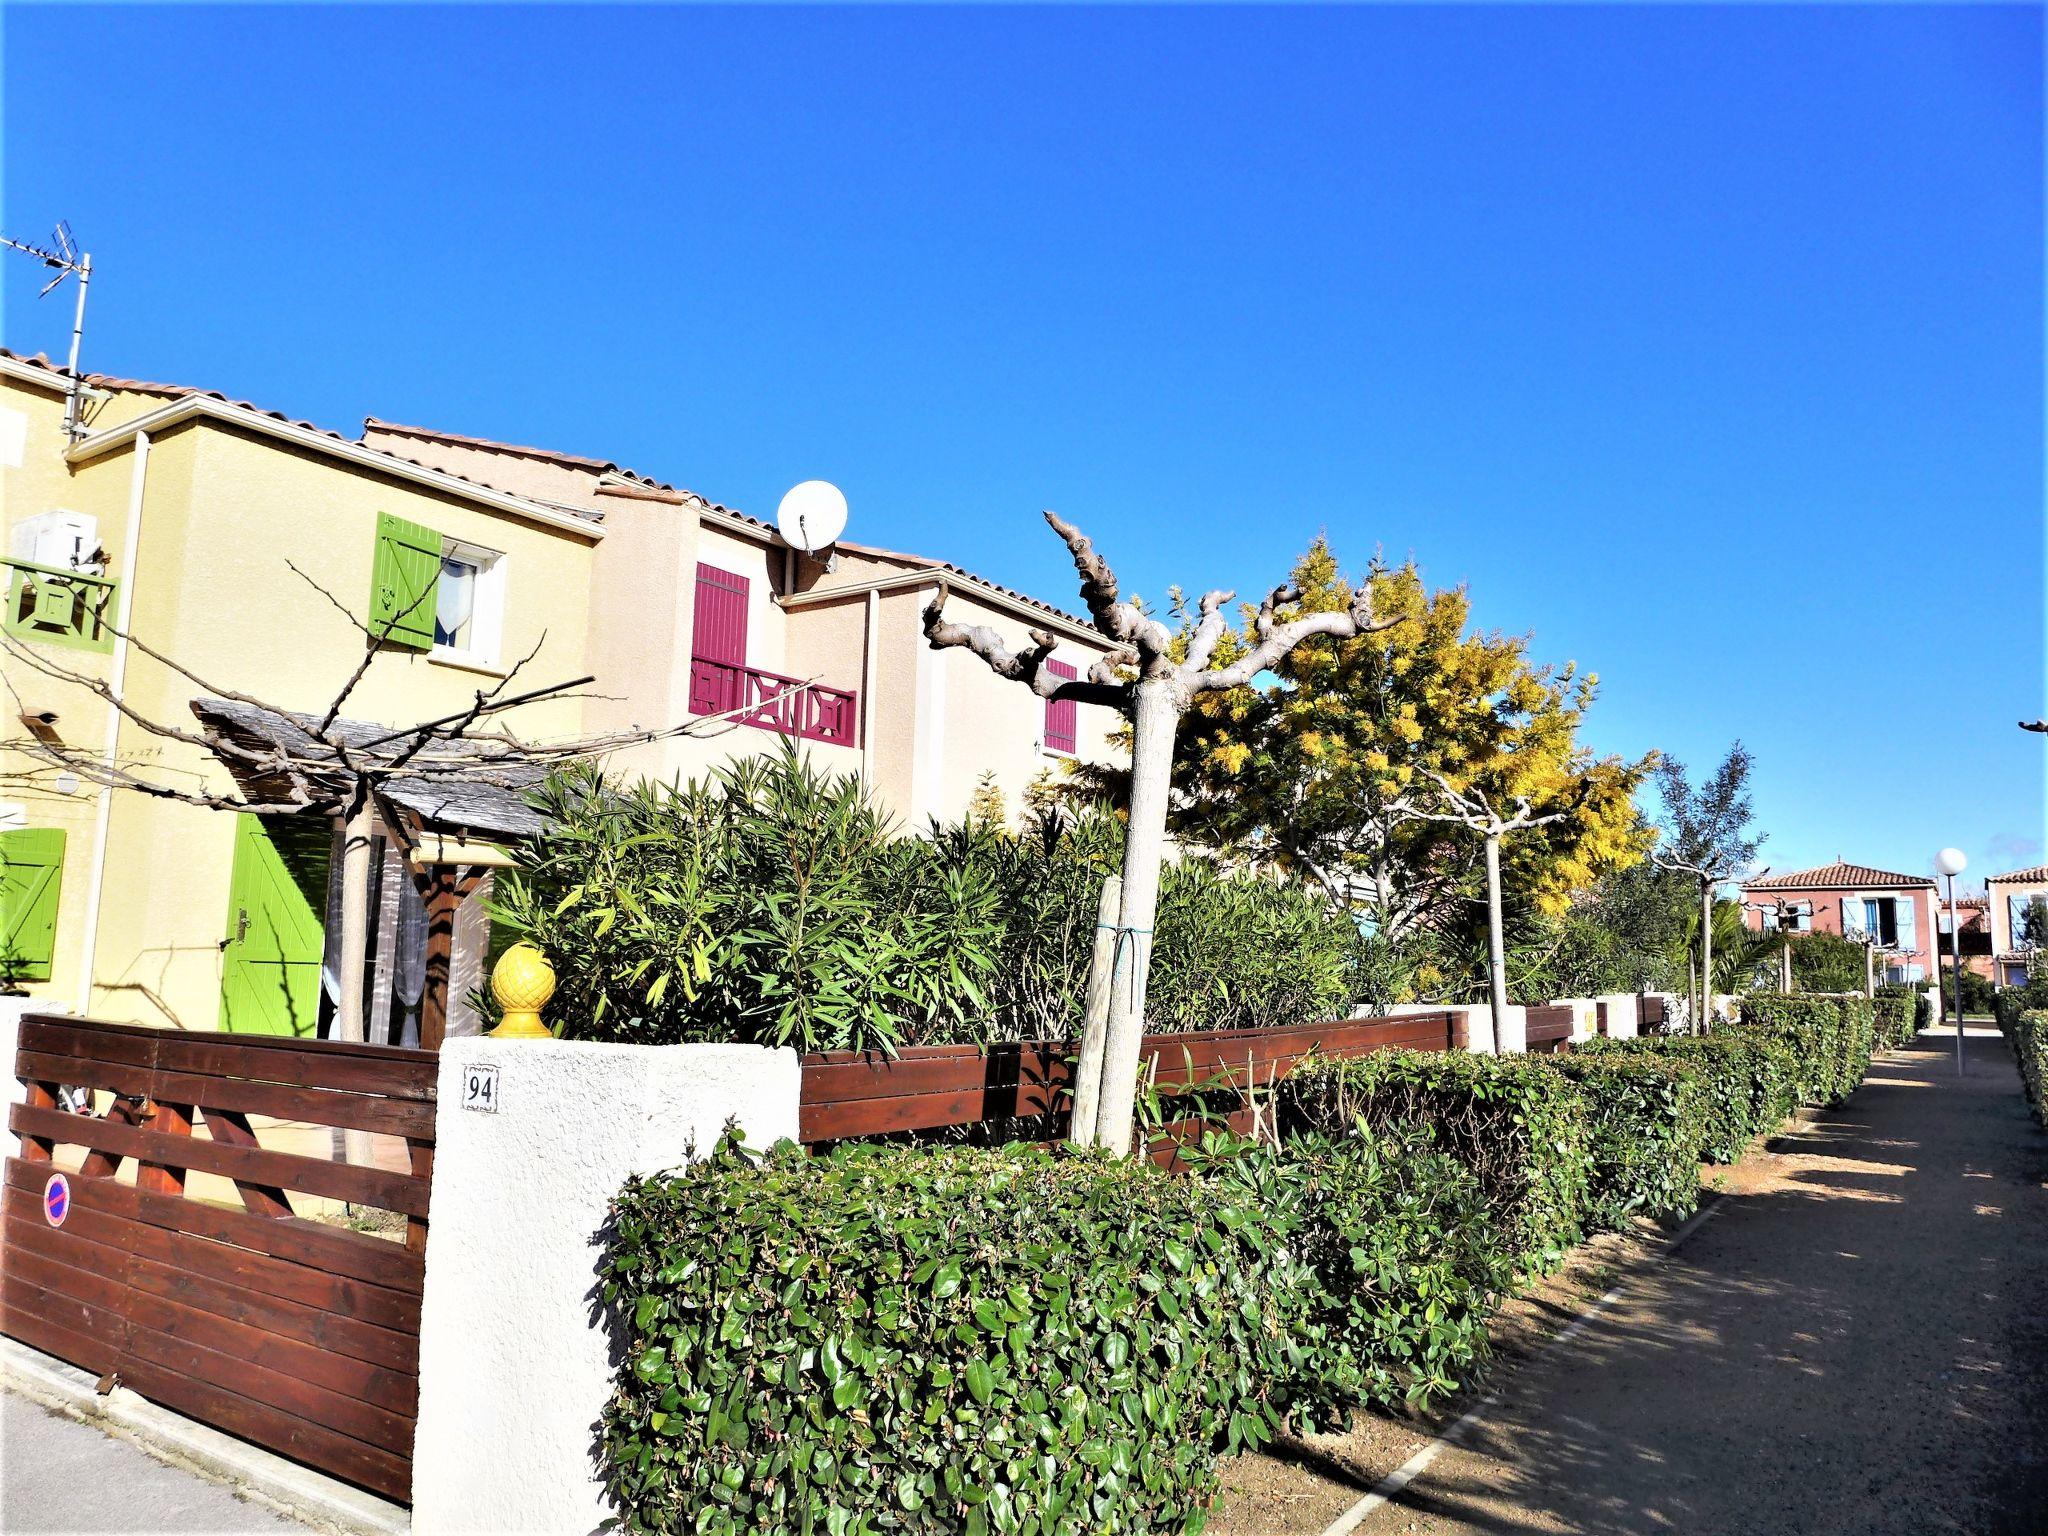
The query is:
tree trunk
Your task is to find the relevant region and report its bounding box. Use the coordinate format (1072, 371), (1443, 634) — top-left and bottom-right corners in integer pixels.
(1699, 880), (1715, 1032)
(1780, 934), (1792, 994)
(1864, 941), (1875, 998)
(336, 798), (374, 1045)
(1067, 873), (1122, 1148)
(333, 796), (376, 1168)
(1093, 679), (1178, 1156)
(1481, 831), (1507, 1054)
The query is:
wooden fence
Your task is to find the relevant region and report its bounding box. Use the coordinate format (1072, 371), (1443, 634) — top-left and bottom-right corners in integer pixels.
(801, 1010), (1465, 1162)
(4, 1014), (435, 1502)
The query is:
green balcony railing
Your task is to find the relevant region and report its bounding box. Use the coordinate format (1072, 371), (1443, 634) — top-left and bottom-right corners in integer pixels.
(5, 558), (118, 653)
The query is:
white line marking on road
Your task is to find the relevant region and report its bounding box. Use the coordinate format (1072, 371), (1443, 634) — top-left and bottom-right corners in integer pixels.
(1315, 1199), (1729, 1536)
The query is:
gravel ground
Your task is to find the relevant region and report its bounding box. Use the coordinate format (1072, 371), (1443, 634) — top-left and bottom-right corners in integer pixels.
(1328, 1026), (2048, 1535)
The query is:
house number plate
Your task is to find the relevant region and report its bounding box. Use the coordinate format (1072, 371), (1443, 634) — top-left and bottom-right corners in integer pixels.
(462, 1063), (501, 1114)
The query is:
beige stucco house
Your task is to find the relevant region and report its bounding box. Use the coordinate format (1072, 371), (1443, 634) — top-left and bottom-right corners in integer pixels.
(1, 348), (1125, 1046)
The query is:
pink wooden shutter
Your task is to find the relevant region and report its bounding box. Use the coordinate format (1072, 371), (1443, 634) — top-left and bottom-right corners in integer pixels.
(1044, 660), (1078, 753)
(689, 565), (750, 716)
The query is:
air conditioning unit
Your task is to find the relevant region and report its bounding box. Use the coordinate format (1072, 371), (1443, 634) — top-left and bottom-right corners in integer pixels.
(9, 509), (100, 572)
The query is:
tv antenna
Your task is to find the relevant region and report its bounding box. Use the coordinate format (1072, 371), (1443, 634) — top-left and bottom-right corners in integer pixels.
(1, 222), (93, 439)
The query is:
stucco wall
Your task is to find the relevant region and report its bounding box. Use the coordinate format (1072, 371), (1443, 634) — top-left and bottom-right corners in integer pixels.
(1740, 884), (1938, 976)
(412, 1036), (800, 1536)
(3, 387), (604, 1029)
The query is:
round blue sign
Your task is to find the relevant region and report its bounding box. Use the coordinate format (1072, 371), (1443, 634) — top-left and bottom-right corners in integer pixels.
(43, 1172), (69, 1227)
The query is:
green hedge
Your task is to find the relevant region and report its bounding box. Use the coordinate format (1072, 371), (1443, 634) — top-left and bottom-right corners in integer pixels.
(1282, 1050), (1591, 1271)
(1873, 994), (1918, 1050)
(1740, 995), (1876, 1106)
(1994, 988), (2048, 1128)
(1580, 1033), (1797, 1164)
(1194, 1128), (1514, 1416)
(601, 1138), (1318, 1535)
(1546, 1055), (1708, 1230)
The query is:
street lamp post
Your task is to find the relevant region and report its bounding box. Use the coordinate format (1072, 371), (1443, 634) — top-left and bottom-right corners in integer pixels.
(1935, 848), (1968, 1076)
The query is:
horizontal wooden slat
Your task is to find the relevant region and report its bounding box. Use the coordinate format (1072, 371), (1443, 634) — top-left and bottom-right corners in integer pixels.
(6, 1215), (418, 1374)
(18, 1016), (437, 1102)
(153, 1069), (437, 1141)
(3, 1242), (412, 1451)
(13, 1048), (155, 1099)
(2, 1183), (419, 1334)
(9, 1105), (429, 1217)
(2, 1159), (423, 1295)
(2, 1270), (411, 1499)
(20, 1018), (157, 1069)
(797, 1014), (1464, 1143)
(20, 1012), (430, 1065)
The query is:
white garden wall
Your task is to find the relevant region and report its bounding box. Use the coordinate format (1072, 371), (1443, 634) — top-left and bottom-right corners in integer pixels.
(411, 1037), (800, 1536)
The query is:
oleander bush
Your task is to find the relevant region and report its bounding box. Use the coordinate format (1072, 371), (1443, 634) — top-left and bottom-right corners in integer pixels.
(1740, 995), (1877, 1106)
(501, 748), (1352, 1054)
(1545, 1054), (1709, 1230)
(1192, 1127), (1516, 1417)
(1281, 1050), (1592, 1271)
(1580, 1033), (1797, 1163)
(599, 1136), (1318, 1536)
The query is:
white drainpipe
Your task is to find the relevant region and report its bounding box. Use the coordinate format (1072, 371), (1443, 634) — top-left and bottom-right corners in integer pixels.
(860, 587), (879, 788)
(74, 429), (148, 1015)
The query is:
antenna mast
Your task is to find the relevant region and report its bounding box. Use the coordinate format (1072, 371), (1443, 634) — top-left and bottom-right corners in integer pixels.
(1, 222), (93, 439)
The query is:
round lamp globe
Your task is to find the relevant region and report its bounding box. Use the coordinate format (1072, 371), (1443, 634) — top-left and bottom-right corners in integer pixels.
(1935, 847), (1968, 878)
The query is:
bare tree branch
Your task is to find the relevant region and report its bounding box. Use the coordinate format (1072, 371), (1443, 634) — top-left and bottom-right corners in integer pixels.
(921, 582), (1131, 710)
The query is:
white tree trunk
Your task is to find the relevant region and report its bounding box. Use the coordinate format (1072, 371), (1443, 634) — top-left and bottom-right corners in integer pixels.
(1093, 679), (1178, 1156)
(1699, 881), (1715, 1032)
(334, 798), (376, 1168)
(1067, 873), (1122, 1148)
(336, 800), (374, 1045)
(1481, 831), (1507, 1054)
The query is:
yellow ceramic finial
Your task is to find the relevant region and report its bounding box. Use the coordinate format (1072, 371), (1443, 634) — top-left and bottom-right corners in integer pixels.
(488, 942), (556, 1039)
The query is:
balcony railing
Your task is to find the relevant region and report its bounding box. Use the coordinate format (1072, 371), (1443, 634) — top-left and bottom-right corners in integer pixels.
(5, 558), (117, 653)
(689, 659), (857, 747)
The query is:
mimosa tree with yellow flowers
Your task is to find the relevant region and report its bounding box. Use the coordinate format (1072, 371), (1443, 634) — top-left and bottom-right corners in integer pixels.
(1166, 540), (1653, 1034)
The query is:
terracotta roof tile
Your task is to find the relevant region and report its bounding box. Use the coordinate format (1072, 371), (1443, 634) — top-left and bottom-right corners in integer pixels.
(1987, 865), (2048, 884)
(0, 348), (598, 523)
(1745, 862), (1937, 891)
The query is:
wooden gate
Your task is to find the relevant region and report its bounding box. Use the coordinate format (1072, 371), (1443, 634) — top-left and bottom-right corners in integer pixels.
(2, 1014), (435, 1501)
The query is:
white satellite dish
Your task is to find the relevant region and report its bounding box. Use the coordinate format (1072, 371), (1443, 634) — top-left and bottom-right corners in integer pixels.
(775, 480), (849, 554)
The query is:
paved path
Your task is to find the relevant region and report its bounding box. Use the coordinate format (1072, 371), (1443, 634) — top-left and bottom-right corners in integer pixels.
(1361, 1027), (2048, 1536)
(2, 1392), (306, 1533)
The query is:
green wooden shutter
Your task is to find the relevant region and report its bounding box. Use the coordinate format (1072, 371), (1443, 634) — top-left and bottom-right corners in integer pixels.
(371, 512), (442, 650)
(0, 827), (67, 983)
(220, 814), (332, 1036)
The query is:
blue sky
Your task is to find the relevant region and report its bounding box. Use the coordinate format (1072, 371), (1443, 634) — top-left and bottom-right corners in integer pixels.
(4, 4), (2041, 886)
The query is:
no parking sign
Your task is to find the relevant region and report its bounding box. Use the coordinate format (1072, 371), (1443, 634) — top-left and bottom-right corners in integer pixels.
(43, 1172), (69, 1227)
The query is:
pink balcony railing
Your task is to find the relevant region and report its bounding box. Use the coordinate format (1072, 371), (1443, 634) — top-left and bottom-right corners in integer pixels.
(689, 659), (858, 747)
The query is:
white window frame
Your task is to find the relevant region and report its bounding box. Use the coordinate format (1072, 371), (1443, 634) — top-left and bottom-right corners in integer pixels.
(429, 538), (507, 672)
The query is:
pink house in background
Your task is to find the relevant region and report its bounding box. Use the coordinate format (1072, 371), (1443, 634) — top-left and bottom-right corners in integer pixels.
(1741, 862), (1940, 984)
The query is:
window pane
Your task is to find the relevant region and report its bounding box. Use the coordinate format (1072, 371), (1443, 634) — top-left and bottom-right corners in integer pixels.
(436, 557), (477, 648)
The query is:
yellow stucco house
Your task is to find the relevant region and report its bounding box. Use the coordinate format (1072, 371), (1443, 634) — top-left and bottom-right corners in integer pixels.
(0, 348), (1124, 1045)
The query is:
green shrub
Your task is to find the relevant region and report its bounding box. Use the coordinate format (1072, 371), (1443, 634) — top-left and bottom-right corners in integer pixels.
(2005, 1010), (2048, 1124)
(1873, 994), (1918, 1050)
(500, 750), (1353, 1052)
(1192, 1127), (1515, 1416)
(1994, 986), (2048, 1127)
(1580, 1033), (1797, 1164)
(1740, 995), (1876, 1106)
(1937, 964), (1998, 1018)
(1282, 1050), (1591, 1271)
(1788, 932), (1870, 994)
(599, 1137), (1316, 1536)
(1545, 1055), (1708, 1230)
